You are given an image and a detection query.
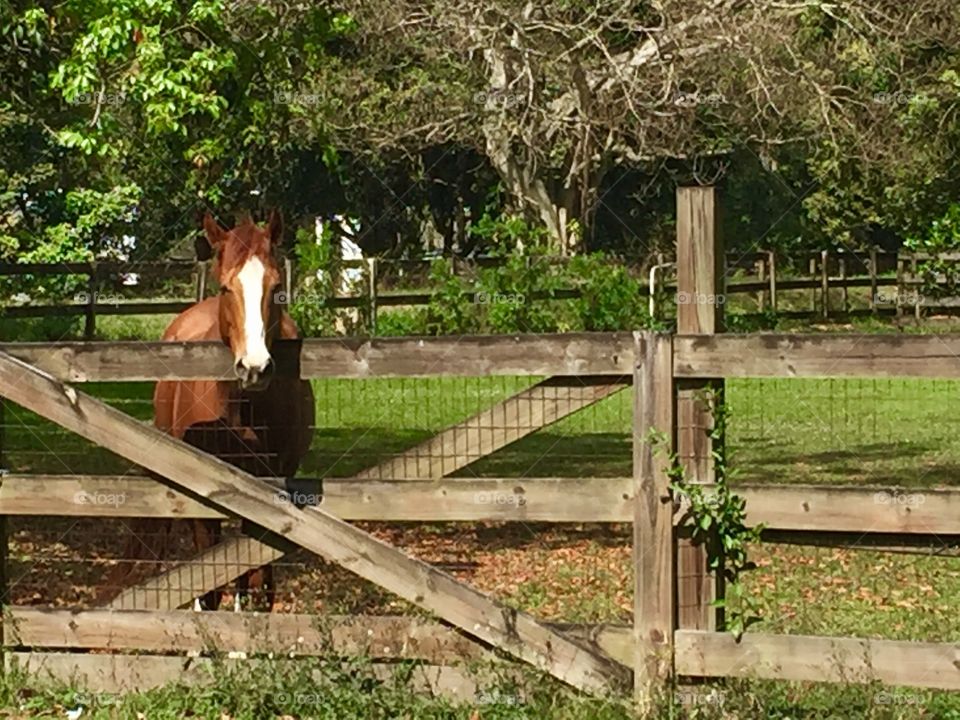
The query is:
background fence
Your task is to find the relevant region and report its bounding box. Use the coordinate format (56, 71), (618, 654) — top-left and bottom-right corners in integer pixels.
(3, 246), (959, 337)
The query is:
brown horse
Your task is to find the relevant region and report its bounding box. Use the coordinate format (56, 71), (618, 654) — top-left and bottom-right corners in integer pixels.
(108, 210), (314, 610)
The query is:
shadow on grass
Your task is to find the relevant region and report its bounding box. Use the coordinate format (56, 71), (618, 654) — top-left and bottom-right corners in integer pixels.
(732, 440), (960, 486)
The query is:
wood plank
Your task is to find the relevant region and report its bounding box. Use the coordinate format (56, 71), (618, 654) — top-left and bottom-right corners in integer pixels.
(0, 351), (628, 692)
(675, 185), (723, 632)
(0, 334), (634, 382)
(731, 484), (958, 534)
(633, 332), (675, 703)
(676, 630), (960, 690)
(0, 475), (634, 522)
(6, 652), (504, 703)
(14, 475), (960, 537)
(7, 608), (491, 662)
(674, 334), (960, 379)
(7, 608), (633, 667)
(354, 377), (627, 479)
(323, 477), (633, 521)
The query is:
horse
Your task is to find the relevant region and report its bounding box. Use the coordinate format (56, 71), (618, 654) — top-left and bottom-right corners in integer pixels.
(105, 210), (315, 611)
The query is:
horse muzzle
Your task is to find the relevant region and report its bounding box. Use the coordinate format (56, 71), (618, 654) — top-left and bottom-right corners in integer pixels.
(235, 357), (274, 391)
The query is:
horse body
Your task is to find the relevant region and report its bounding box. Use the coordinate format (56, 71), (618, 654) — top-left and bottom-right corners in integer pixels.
(105, 210), (314, 611)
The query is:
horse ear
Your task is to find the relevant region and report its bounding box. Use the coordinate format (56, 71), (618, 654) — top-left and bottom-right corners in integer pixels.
(202, 212), (227, 254)
(267, 208), (283, 246)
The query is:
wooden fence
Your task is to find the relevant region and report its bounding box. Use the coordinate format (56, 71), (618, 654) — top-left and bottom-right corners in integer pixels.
(1, 331), (959, 707)
(3, 245), (958, 337)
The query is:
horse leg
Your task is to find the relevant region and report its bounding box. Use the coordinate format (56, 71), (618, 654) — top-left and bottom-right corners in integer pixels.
(191, 519), (222, 610)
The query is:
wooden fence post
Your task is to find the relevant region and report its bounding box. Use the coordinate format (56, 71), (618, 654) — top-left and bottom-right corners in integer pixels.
(675, 186), (723, 632)
(194, 261), (207, 302)
(756, 257), (765, 311)
(0, 398), (7, 673)
(896, 255), (905, 319)
(367, 258), (378, 335)
(820, 250), (830, 319)
(809, 255), (817, 312)
(283, 257), (294, 300)
(633, 331), (675, 709)
(869, 248), (878, 314)
(84, 263), (97, 340)
(912, 254), (921, 320)
(767, 251), (777, 312)
(839, 254), (848, 314)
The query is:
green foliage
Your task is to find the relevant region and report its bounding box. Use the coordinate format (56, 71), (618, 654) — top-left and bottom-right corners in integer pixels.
(568, 253), (651, 331)
(726, 308), (781, 333)
(424, 257), (479, 335)
(289, 224), (338, 336)
(904, 202), (960, 297)
(655, 390), (764, 639)
(375, 307), (428, 336)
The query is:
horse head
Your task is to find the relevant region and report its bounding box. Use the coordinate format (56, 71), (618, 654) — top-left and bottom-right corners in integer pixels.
(200, 210), (285, 390)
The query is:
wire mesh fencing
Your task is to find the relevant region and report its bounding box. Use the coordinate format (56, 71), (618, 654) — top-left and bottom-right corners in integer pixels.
(0, 375), (634, 623)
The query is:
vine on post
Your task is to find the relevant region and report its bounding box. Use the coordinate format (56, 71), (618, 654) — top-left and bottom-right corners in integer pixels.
(651, 388), (763, 638)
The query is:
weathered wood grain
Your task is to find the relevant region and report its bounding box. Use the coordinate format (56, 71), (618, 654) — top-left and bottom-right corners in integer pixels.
(0, 474), (634, 523)
(7, 608), (633, 667)
(675, 186), (723, 633)
(676, 630), (960, 690)
(0, 334), (634, 381)
(633, 332), (675, 704)
(675, 334), (960, 379)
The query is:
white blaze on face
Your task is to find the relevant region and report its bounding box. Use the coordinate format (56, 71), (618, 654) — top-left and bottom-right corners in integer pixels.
(236, 255), (271, 371)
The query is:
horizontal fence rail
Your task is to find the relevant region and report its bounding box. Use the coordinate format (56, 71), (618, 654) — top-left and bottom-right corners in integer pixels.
(4, 475), (954, 535)
(675, 334), (960, 379)
(7, 332), (960, 382)
(0, 333), (636, 380)
(675, 630), (960, 690)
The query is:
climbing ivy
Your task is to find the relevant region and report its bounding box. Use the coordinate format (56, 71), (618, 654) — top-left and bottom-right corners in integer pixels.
(653, 389), (763, 638)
